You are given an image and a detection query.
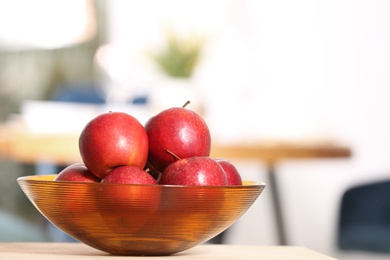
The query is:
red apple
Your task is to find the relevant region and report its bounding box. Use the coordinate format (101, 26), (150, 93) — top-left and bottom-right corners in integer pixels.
(160, 156), (227, 186)
(53, 163), (100, 217)
(101, 165), (158, 185)
(54, 163), (100, 182)
(159, 156), (227, 231)
(79, 111), (149, 179)
(215, 159), (243, 186)
(100, 165), (160, 234)
(145, 102), (211, 172)
(101, 166), (159, 208)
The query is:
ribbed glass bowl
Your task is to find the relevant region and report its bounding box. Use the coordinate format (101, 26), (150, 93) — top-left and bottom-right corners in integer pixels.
(17, 175), (265, 256)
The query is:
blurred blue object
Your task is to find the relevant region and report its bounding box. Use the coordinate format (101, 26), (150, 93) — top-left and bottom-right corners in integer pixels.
(0, 209), (49, 242)
(338, 179), (390, 253)
(51, 83), (105, 104)
(51, 83), (148, 105)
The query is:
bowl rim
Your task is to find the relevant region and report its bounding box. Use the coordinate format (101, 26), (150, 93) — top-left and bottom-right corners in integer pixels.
(17, 175), (266, 188)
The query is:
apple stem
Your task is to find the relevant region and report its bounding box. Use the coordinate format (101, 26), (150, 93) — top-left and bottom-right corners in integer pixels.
(182, 100), (190, 108)
(165, 149), (182, 161)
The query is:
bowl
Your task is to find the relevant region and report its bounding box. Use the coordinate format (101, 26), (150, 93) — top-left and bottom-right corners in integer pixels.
(17, 175), (265, 256)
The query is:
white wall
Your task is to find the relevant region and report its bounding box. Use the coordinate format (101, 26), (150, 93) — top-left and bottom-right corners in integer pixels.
(107, 1), (390, 258)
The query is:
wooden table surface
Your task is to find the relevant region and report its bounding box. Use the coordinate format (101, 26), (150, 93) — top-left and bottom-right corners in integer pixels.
(0, 243), (338, 259)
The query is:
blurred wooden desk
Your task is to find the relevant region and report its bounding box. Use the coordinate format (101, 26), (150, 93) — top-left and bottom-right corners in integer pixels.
(0, 120), (352, 245)
(0, 121), (352, 165)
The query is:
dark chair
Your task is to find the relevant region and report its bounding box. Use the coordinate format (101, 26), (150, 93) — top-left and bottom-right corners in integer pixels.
(338, 179), (390, 253)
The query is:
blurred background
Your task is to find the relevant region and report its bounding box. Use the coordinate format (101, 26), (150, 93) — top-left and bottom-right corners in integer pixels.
(1, 0), (390, 259)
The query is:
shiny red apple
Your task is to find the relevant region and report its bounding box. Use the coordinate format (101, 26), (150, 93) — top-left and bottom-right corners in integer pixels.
(54, 163), (99, 215)
(215, 158), (243, 186)
(159, 156), (227, 225)
(100, 165), (160, 234)
(145, 102), (211, 172)
(54, 163), (100, 182)
(101, 165), (158, 185)
(100, 166), (159, 209)
(159, 156), (227, 186)
(79, 111), (149, 179)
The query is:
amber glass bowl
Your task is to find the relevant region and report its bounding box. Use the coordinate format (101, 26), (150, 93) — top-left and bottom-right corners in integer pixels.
(17, 175), (265, 256)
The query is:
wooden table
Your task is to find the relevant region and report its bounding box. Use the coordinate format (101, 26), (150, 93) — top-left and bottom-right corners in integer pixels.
(0, 243), (338, 259)
(0, 120), (352, 245)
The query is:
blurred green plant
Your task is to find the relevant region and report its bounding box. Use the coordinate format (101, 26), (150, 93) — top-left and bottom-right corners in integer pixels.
(151, 34), (203, 78)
